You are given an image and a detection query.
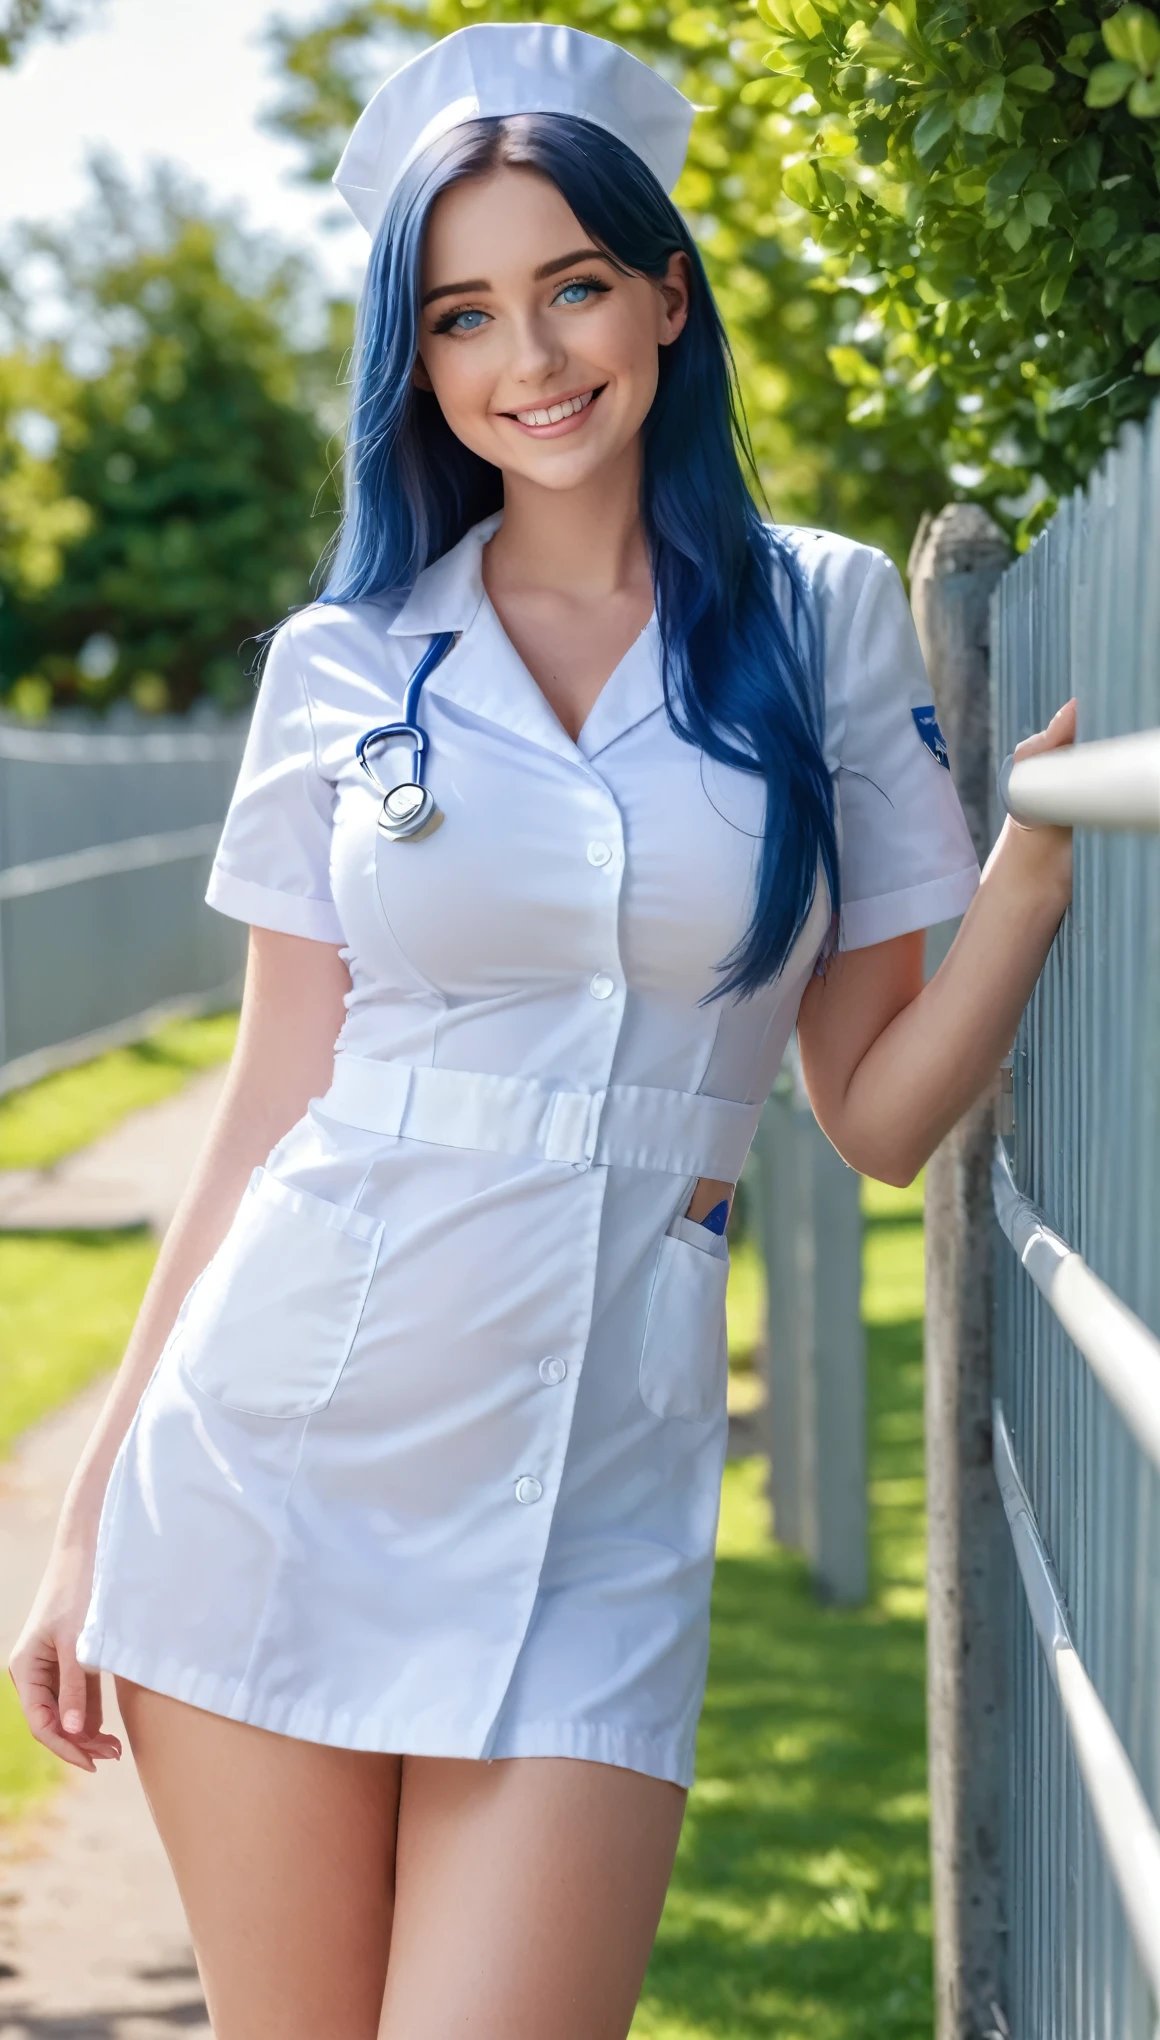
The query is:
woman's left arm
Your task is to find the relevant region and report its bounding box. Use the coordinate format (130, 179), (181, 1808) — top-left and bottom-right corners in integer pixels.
(798, 700), (1075, 1187)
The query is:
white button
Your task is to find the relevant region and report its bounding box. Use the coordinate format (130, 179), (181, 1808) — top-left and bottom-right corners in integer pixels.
(589, 973), (615, 1000)
(587, 840), (612, 867)
(515, 1475), (543, 1505)
(539, 1356), (567, 1385)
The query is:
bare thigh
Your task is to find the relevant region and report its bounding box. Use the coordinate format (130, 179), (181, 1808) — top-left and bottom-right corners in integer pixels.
(380, 1755), (686, 2040)
(117, 1678), (401, 2040)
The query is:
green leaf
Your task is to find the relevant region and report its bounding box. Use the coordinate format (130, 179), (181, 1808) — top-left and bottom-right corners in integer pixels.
(1102, 4), (1160, 72)
(1049, 369), (1131, 411)
(1023, 188), (1053, 226)
(790, 0), (824, 39)
(1144, 334), (1160, 371)
(782, 159), (823, 207)
(1061, 135), (1103, 194)
(756, 0), (797, 29)
(1009, 65), (1054, 92)
(958, 77), (1006, 133)
(826, 343), (880, 385)
(855, 118), (890, 164)
(1041, 269), (1071, 315)
(1004, 206), (1033, 250)
(1076, 205), (1119, 249)
(984, 147), (1036, 207)
(1085, 60), (1137, 105)
(912, 97), (955, 156)
(1128, 70), (1160, 112)
(1123, 286), (1160, 340)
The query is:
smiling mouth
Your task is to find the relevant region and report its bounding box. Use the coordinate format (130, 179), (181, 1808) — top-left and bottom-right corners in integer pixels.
(505, 386), (603, 429)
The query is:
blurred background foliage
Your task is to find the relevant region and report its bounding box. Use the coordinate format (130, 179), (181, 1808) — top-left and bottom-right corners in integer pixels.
(1, 0), (1157, 712)
(0, 0), (98, 69)
(0, 165), (345, 715)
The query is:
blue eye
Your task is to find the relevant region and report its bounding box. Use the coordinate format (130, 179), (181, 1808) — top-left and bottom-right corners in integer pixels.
(557, 282), (592, 305)
(452, 308), (487, 331)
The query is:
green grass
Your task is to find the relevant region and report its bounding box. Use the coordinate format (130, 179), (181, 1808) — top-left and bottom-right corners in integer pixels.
(635, 1199), (929, 2038)
(0, 1010), (238, 1172)
(0, 1231), (158, 1461)
(0, 1229), (159, 1820)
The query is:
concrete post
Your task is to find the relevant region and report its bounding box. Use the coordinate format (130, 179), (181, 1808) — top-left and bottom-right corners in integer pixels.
(754, 1052), (867, 1605)
(909, 505), (1011, 2038)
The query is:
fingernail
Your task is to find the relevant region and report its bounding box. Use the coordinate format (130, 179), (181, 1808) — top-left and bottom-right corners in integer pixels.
(62, 1709), (84, 1734)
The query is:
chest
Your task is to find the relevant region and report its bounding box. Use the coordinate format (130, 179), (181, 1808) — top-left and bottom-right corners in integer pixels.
(319, 691), (768, 1006)
(485, 589), (655, 745)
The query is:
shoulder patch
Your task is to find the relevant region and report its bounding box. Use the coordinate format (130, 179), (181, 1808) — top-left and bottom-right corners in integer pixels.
(912, 705), (950, 770)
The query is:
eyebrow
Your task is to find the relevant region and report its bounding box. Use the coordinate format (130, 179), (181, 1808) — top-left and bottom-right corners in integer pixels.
(420, 247), (610, 309)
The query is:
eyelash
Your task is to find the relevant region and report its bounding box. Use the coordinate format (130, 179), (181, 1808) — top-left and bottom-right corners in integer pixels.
(430, 272), (611, 336)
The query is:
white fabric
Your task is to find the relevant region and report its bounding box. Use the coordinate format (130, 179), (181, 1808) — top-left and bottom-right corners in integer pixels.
(332, 24), (695, 238)
(78, 518), (978, 1785)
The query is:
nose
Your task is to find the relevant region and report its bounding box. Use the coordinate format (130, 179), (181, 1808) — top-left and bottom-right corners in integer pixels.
(507, 305), (568, 388)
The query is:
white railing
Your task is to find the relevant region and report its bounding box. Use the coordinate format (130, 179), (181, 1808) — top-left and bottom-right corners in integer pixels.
(991, 1401), (1160, 2000)
(992, 1142), (1160, 1474)
(1002, 728), (1160, 833)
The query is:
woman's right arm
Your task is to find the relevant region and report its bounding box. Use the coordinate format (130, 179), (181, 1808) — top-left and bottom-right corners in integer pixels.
(7, 927), (351, 1772)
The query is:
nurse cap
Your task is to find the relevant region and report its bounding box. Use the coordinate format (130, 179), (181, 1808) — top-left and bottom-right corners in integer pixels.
(333, 22), (695, 239)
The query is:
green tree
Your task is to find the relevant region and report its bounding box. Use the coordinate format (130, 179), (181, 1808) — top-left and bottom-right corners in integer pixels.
(754, 0), (1160, 537)
(267, 1), (952, 563)
(0, 167), (341, 715)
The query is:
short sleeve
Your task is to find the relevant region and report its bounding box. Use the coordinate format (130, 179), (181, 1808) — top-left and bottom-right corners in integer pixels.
(829, 549), (980, 951)
(205, 620), (345, 944)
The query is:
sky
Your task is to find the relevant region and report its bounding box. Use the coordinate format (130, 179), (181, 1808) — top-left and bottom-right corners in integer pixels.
(0, 0), (376, 295)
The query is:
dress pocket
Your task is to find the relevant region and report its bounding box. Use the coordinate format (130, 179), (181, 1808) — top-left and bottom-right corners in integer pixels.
(638, 1221), (730, 1423)
(177, 1168), (383, 1419)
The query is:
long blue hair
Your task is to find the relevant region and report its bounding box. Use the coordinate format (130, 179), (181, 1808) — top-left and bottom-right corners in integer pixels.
(322, 111), (838, 997)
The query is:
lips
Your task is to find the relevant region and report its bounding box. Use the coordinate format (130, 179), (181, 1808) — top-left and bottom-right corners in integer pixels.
(504, 386), (603, 429)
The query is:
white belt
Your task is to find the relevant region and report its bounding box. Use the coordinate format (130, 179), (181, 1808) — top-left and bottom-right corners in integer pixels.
(319, 1055), (761, 1181)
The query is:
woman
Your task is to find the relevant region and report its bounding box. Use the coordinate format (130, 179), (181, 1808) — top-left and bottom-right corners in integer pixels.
(9, 24), (1074, 2039)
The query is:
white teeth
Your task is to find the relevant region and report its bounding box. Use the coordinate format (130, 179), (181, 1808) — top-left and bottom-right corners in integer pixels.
(513, 390), (594, 427)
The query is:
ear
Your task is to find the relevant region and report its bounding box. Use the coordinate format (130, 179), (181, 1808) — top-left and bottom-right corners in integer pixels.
(412, 353), (434, 393)
(657, 251), (691, 348)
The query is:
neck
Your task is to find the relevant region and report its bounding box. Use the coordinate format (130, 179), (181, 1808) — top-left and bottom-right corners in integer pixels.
(487, 441), (650, 599)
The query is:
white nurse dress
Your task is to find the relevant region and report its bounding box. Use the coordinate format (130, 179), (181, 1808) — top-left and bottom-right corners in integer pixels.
(79, 515), (979, 1787)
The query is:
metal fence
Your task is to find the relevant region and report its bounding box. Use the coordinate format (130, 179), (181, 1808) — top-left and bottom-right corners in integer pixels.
(751, 1049), (867, 1605)
(0, 714), (248, 1094)
(991, 408), (1160, 2030)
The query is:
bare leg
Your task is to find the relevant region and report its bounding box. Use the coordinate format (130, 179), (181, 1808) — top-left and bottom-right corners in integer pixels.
(117, 1678), (402, 2040)
(380, 1755), (686, 2040)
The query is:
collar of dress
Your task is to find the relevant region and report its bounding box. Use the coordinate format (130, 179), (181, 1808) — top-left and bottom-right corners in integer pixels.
(384, 512), (666, 765)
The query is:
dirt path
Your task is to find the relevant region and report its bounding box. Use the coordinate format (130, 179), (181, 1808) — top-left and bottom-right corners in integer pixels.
(0, 1385), (209, 2039)
(0, 1074), (224, 2037)
(0, 1069), (228, 1234)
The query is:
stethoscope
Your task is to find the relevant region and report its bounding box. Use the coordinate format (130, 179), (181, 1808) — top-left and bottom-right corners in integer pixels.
(355, 630), (457, 842)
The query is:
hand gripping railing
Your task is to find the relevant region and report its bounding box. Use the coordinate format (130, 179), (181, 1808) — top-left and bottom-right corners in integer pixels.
(992, 1142), (1160, 1996)
(1000, 727), (1160, 833)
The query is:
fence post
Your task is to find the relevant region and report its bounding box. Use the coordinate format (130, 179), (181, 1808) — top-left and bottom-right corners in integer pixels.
(909, 505), (1011, 2038)
(753, 1054), (867, 1605)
